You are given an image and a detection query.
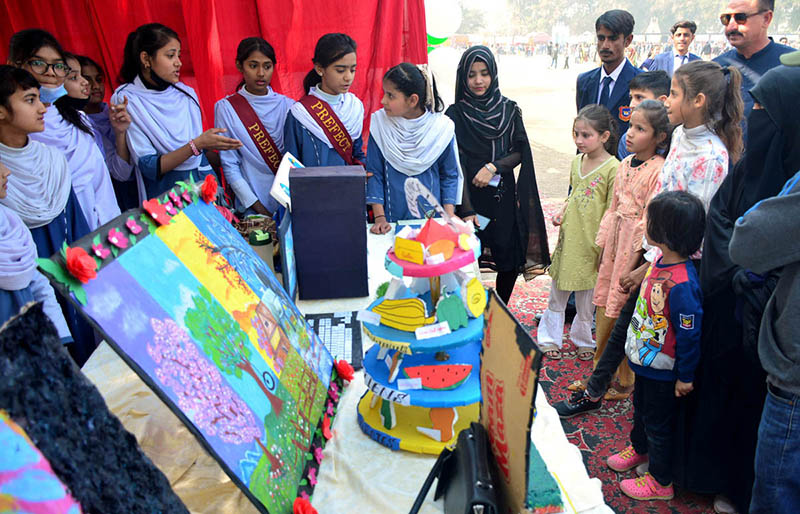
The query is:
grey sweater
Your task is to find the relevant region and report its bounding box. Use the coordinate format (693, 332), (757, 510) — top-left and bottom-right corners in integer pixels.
(729, 171), (800, 396)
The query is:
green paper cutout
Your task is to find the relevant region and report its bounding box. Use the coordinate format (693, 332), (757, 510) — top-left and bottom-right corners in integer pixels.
(375, 281), (390, 298)
(111, 246), (119, 258)
(130, 235), (137, 246)
(436, 293), (469, 331)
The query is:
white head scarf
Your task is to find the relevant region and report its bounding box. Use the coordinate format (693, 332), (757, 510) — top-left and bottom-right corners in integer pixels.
(369, 109), (456, 177)
(112, 76), (203, 171)
(289, 86), (364, 148)
(0, 139), (71, 228)
(0, 204), (38, 290)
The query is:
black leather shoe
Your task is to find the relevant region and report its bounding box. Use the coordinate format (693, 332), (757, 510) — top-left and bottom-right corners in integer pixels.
(554, 390), (601, 418)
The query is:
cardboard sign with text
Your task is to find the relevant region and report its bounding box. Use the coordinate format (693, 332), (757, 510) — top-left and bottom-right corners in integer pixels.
(480, 291), (543, 514)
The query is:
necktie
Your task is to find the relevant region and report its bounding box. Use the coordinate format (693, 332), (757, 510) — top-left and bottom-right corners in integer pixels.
(599, 76), (612, 108)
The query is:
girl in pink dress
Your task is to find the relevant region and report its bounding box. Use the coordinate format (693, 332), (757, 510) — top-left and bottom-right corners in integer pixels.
(571, 100), (672, 399)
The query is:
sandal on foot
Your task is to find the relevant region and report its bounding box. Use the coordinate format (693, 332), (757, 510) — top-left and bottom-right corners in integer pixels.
(567, 379), (587, 392)
(540, 345), (562, 360)
(604, 386), (633, 401)
(577, 347), (595, 361)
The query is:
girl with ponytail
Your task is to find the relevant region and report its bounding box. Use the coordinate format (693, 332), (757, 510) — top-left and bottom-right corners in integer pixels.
(113, 23), (242, 200)
(8, 29), (120, 231)
(366, 62), (462, 233)
(214, 37), (294, 216)
(284, 33), (366, 167)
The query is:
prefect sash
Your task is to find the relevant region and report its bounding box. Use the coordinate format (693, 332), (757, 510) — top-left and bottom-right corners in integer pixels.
(227, 92), (281, 174)
(298, 95), (356, 165)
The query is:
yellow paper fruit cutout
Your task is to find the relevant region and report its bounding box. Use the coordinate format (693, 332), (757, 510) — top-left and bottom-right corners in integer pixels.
(394, 237), (425, 265)
(373, 297), (436, 332)
(462, 278), (487, 318)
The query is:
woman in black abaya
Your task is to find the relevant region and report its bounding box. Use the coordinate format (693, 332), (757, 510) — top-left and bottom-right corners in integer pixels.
(674, 65), (800, 513)
(446, 46), (550, 304)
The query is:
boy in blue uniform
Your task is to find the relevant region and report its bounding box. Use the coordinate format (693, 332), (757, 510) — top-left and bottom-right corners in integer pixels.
(605, 191), (704, 501)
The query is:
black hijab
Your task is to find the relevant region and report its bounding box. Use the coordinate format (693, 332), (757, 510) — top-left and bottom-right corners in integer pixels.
(453, 46), (517, 147)
(447, 46), (550, 274)
(702, 65), (800, 298)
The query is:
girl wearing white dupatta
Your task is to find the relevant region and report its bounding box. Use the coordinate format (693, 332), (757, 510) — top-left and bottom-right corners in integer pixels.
(0, 65), (94, 365)
(366, 63), (462, 233)
(113, 23), (241, 200)
(8, 30), (120, 230)
(214, 37), (294, 216)
(284, 33), (366, 168)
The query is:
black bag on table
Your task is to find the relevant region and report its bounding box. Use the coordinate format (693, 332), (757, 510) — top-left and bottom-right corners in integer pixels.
(409, 422), (501, 514)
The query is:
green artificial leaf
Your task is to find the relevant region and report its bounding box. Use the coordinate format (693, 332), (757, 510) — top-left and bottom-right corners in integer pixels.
(60, 241), (68, 260)
(92, 234), (101, 246)
(70, 282), (87, 306)
(93, 255), (103, 268)
(299, 479), (308, 486)
(175, 180), (189, 191)
(111, 246), (119, 258)
(130, 235), (137, 246)
(37, 258), (68, 282)
(139, 213), (157, 235)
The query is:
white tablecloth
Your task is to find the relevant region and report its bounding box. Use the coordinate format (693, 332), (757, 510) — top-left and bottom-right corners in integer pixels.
(82, 224), (611, 513)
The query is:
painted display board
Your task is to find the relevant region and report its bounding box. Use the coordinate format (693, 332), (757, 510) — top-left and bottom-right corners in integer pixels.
(38, 185), (338, 514)
(480, 292), (561, 514)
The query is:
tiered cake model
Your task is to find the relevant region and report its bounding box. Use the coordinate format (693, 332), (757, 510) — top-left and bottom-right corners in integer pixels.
(357, 217), (487, 454)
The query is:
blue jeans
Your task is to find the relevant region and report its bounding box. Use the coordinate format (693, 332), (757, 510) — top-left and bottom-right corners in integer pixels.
(749, 383), (800, 513)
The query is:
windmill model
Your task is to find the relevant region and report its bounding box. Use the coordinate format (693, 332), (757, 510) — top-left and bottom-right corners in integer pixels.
(356, 178), (487, 454)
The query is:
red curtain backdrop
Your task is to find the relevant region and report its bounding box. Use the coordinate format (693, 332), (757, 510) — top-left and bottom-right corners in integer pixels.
(0, 0), (427, 134)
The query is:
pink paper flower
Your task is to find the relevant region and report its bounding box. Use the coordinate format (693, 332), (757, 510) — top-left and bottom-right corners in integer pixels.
(168, 191), (184, 208)
(328, 387), (339, 402)
(326, 402), (334, 416)
(91, 242), (110, 259)
(314, 446), (324, 465)
(182, 190), (193, 204)
(107, 228), (129, 249)
(143, 199), (172, 225)
(164, 201), (177, 215)
(125, 217), (142, 235)
(308, 467), (317, 486)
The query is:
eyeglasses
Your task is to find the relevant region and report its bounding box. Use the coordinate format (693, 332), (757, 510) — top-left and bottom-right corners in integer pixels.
(24, 59), (70, 77)
(719, 10), (767, 26)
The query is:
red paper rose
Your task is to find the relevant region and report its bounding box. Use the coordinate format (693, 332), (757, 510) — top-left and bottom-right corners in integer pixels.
(201, 174), (218, 204)
(65, 246), (97, 283)
(143, 199), (172, 226)
(293, 497), (317, 514)
(335, 359), (355, 382)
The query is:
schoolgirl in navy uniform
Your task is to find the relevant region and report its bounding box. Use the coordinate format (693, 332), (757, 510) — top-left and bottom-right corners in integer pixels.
(113, 23), (242, 200)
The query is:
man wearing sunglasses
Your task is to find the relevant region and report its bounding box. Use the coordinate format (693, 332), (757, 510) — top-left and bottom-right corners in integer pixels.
(714, 0), (794, 123)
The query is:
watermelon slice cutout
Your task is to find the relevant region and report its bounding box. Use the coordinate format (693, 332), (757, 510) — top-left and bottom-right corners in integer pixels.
(402, 364), (473, 390)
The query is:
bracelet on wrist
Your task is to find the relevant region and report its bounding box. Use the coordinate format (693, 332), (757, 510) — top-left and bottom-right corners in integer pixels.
(374, 214), (386, 220)
(485, 163), (497, 174)
(189, 139), (201, 156)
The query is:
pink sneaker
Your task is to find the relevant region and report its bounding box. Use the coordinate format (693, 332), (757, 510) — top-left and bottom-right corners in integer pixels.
(620, 473), (674, 500)
(607, 445), (648, 472)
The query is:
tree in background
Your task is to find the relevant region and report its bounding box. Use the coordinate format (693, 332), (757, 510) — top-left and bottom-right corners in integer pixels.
(459, 6), (487, 33)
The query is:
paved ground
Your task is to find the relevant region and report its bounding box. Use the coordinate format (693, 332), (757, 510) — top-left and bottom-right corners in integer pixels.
(430, 51), (597, 200)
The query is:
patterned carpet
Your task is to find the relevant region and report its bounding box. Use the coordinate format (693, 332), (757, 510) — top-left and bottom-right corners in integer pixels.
(484, 199), (715, 514)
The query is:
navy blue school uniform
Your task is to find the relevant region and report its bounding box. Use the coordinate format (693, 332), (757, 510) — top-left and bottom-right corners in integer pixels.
(576, 58), (642, 136)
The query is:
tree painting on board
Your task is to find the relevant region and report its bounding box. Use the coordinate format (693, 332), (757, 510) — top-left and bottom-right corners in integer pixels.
(184, 286), (284, 417)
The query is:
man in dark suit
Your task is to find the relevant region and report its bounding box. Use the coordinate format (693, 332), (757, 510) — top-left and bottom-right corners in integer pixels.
(576, 9), (642, 137)
(644, 20), (702, 77)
